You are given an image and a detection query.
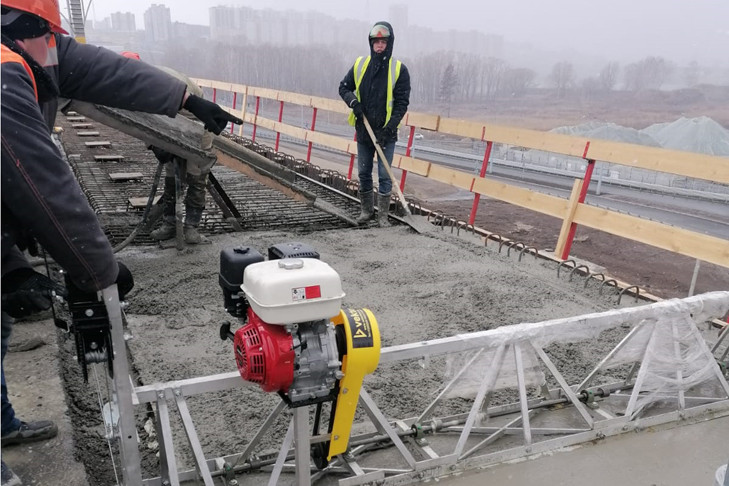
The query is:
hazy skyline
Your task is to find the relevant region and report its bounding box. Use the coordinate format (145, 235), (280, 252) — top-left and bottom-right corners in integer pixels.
(84, 0), (729, 67)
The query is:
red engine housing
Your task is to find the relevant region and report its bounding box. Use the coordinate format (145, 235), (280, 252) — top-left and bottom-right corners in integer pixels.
(233, 307), (295, 392)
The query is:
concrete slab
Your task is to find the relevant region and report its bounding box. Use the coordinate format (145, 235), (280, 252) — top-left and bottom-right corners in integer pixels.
(1, 318), (89, 486)
(440, 415), (729, 486)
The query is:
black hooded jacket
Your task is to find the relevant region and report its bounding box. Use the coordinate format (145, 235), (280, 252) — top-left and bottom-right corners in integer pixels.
(339, 21), (410, 147)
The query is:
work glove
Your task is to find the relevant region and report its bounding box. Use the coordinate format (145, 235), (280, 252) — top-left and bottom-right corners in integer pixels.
(116, 261), (134, 301)
(1, 268), (67, 318)
(64, 261), (134, 304)
(183, 94), (243, 135)
(148, 145), (175, 164)
(349, 99), (364, 119)
(376, 124), (396, 147)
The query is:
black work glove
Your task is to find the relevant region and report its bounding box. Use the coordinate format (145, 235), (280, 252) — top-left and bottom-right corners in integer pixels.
(148, 145), (174, 164)
(1, 268), (67, 318)
(183, 94), (243, 135)
(349, 99), (364, 119)
(116, 261), (134, 301)
(376, 124), (396, 147)
(64, 261), (134, 304)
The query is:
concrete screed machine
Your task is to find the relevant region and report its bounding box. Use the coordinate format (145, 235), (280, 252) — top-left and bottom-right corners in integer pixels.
(218, 241), (381, 467)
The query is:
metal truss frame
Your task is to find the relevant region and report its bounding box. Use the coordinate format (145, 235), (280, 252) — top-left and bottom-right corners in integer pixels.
(104, 291), (729, 485)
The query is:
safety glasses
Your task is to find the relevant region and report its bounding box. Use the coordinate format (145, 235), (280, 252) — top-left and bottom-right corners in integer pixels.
(369, 24), (390, 39)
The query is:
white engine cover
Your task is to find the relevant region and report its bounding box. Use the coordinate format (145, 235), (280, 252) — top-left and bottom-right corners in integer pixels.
(241, 258), (345, 324)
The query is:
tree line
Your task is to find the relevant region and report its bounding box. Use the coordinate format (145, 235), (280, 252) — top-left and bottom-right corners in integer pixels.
(154, 39), (693, 107)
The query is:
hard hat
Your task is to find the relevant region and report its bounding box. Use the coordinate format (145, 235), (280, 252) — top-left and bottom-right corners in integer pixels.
(368, 23), (391, 40)
(0, 0), (67, 34)
(120, 51), (140, 60)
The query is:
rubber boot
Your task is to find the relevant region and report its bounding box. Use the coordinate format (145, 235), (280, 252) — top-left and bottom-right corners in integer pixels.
(356, 190), (375, 225)
(377, 192), (392, 227)
(184, 207), (209, 245)
(149, 216), (176, 241)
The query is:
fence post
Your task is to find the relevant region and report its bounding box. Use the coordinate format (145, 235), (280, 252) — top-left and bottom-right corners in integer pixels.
(230, 92), (237, 134)
(469, 138), (493, 226)
(399, 126), (416, 192)
(306, 107), (318, 163)
(275, 100), (284, 152)
(559, 159), (595, 260)
(252, 96), (260, 143)
(238, 86), (248, 138)
(212, 87), (217, 104)
(347, 132), (357, 180)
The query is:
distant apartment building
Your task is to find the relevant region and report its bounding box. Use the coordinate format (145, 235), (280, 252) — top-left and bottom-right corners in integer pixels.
(172, 22), (210, 40)
(144, 4), (172, 42)
(110, 12), (135, 32)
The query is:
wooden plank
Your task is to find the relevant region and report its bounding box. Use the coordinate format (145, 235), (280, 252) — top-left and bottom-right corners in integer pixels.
(128, 195), (161, 208)
(585, 139), (729, 184)
(71, 123), (93, 128)
(84, 141), (111, 147)
(554, 179), (584, 257)
(439, 118), (590, 157)
(573, 204), (729, 268)
(109, 172), (143, 181)
(471, 177), (568, 218)
(66, 116), (86, 122)
(428, 165), (475, 191)
(392, 155), (430, 177)
(402, 112), (440, 131)
(77, 131), (100, 137)
(66, 111), (79, 116)
(94, 155), (124, 161)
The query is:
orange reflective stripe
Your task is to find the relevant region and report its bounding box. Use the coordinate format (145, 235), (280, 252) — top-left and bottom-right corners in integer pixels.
(1, 44), (38, 101)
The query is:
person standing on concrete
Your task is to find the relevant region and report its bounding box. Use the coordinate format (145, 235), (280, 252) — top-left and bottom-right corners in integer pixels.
(339, 21), (411, 227)
(120, 52), (216, 245)
(1, 1), (241, 483)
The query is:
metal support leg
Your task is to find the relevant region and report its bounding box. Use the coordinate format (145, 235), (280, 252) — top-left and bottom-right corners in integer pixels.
(294, 407), (311, 486)
(173, 158), (185, 250)
(174, 389), (214, 485)
(104, 285), (143, 485)
(455, 344), (507, 457)
(155, 392), (179, 486)
(268, 418), (295, 486)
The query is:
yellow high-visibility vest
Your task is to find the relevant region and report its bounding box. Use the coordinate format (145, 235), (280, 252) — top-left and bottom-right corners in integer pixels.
(348, 55), (402, 127)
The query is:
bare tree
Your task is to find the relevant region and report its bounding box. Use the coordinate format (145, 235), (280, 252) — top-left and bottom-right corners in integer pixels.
(624, 56), (673, 91)
(439, 63), (458, 116)
(481, 57), (507, 100)
(550, 61), (574, 98)
(501, 68), (536, 97)
(598, 62), (620, 92)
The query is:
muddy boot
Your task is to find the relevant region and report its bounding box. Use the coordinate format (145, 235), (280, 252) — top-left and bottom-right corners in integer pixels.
(183, 225), (209, 245)
(356, 190), (375, 225)
(377, 192), (392, 227)
(149, 217), (176, 241)
(184, 207), (209, 245)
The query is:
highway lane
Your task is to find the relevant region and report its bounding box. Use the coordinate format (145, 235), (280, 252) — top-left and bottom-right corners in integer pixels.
(243, 125), (729, 240)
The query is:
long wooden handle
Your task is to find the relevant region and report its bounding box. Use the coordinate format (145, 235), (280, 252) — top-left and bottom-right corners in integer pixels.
(361, 116), (413, 218)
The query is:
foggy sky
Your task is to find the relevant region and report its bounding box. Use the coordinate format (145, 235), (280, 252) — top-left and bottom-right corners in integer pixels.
(86, 0), (729, 67)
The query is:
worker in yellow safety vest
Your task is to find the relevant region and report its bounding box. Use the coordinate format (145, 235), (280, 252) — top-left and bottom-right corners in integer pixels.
(339, 21), (411, 227)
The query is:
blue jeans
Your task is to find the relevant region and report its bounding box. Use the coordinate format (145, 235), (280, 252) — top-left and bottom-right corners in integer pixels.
(357, 141), (396, 195)
(1, 311), (20, 435)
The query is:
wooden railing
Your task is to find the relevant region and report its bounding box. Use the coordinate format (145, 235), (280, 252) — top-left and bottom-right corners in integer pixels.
(192, 78), (729, 269)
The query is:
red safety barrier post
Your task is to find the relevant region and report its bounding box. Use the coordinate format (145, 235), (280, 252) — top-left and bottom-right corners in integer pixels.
(306, 107), (318, 163)
(274, 100), (284, 152)
(560, 157), (596, 260)
(230, 92), (237, 134)
(251, 96), (260, 143)
(212, 87), (217, 104)
(468, 137), (494, 226)
(400, 125), (416, 192)
(347, 132), (357, 180)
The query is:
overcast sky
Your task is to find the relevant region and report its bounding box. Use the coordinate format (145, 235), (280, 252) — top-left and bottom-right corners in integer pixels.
(85, 0), (729, 66)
